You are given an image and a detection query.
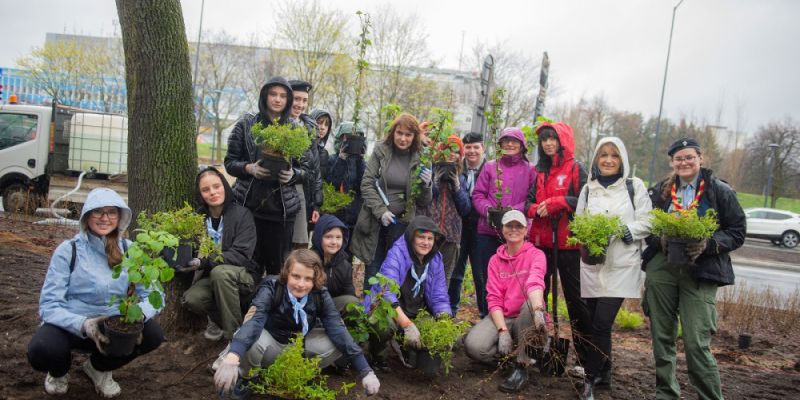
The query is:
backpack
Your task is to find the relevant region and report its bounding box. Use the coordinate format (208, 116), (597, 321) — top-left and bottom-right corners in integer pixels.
(583, 178), (636, 211)
(68, 239), (129, 273)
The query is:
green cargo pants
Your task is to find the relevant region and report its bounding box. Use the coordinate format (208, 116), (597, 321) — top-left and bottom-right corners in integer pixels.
(644, 252), (723, 400)
(182, 264), (254, 340)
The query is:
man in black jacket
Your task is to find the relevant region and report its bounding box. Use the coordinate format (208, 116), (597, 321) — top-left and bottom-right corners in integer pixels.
(642, 137), (746, 400)
(224, 76), (301, 276)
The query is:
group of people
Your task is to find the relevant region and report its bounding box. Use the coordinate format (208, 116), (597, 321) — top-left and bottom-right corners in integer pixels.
(27, 75), (745, 400)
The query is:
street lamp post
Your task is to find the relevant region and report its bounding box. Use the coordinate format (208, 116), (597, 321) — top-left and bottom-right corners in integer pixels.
(764, 143), (780, 208)
(648, 0), (685, 186)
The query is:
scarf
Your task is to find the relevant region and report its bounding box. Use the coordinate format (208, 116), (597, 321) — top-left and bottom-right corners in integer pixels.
(287, 288), (309, 336)
(206, 216), (223, 245)
(410, 262), (430, 298)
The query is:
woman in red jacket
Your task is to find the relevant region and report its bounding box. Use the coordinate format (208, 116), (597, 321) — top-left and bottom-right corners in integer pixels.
(526, 122), (592, 378)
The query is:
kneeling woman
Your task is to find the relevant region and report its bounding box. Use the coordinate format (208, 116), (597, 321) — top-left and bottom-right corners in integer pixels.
(464, 210), (547, 393)
(364, 215), (452, 366)
(27, 188), (164, 398)
(182, 166), (260, 341)
(214, 249), (379, 397)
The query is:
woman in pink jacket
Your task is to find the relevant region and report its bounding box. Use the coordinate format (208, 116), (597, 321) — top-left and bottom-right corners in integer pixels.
(464, 210), (547, 393)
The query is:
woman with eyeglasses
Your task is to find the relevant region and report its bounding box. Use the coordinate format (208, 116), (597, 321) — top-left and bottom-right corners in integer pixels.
(27, 188), (164, 398)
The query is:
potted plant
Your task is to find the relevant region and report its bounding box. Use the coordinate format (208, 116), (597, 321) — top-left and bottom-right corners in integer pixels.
(650, 208), (718, 266)
(320, 182), (353, 214)
(412, 310), (470, 377)
(425, 107), (459, 178)
(485, 87), (512, 229)
(246, 335), (355, 400)
(566, 212), (624, 265)
(137, 203), (222, 270)
(250, 120), (311, 181)
(106, 229), (179, 356)
(344, 273), (400, 343)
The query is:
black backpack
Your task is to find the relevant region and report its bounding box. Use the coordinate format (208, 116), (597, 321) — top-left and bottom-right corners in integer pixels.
(68, 239), (128, 273)
(583, 178), (636, 211)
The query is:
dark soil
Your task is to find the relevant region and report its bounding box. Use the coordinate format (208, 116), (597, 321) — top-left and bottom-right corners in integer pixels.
(1, 216), (798, 399)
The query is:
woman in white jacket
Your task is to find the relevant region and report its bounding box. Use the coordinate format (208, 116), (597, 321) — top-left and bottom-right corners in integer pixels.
(574, 137), (652, 400)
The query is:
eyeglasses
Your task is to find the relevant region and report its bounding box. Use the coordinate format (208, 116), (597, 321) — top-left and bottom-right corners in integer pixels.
(90, 208), (120, 219)
(672, 155), (697, 163)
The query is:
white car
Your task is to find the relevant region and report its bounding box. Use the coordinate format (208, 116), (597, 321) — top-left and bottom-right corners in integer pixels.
(744, 208), (800, 248)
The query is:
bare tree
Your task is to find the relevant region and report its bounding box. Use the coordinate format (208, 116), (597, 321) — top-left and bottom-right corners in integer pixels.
(741, 119), (800, 206)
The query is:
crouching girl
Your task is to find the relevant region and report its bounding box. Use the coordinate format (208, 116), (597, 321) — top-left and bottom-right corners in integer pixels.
(214, 249), (379, 397)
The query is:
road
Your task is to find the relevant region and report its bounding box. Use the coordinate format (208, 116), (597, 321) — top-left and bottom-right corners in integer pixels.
(732, 263), (800, 298)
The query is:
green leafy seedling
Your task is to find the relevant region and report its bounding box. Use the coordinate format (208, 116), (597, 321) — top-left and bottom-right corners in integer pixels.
(566, 212), (624, 256)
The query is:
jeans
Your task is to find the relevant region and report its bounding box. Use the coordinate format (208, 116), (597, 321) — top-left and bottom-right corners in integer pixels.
(254, 218), (294, 276)
(471, 234), (503, 318)
(542, 248), (592, 365)
(448, 223), (479, 314)
(583, 297), (624, 379)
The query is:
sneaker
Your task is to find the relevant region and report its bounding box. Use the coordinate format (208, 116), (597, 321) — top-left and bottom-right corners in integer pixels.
(44, 372), (69, 395)
(82, 360), (121, 398)
(204, 318), (224, 341)
(569, 365), (586, 379)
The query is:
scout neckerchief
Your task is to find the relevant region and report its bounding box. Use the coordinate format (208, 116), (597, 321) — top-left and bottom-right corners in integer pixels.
(206, 216), (223, 245)
(670, 178), (705, 211)
(287, 288), (309, 336)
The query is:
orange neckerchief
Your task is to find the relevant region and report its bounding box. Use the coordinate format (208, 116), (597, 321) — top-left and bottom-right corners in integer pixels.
(671, 178), (705, 211)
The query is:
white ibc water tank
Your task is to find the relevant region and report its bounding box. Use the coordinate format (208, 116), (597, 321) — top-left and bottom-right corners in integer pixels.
(67, 112), (128, 175)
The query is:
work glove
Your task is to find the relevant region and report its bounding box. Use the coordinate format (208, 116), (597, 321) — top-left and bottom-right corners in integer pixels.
(419, 167), (432, 186)
(338, 147), (349, 160)
(448, 170), (460, 191)
(497, 330), (513, 355)
(380, 211), (396, 227)
(686, 238), (708, 263)
(403, 324), (422, 349)
(433, 168), (446, 185)
(660, 235), (669, 255)
(214, 358), (239, 395)
(246, 161), (270, 180)
(533, 309), (546, 331)
(278, 168), (295, 184)
(82, 316), (109, 354)
(361, 370), (380, 395)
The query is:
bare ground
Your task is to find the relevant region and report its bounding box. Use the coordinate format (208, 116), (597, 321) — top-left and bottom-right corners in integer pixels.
(1, 215), (798, 399)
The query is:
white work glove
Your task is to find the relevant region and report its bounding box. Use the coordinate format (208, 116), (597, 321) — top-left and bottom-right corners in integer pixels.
(380, 211), (396, 227)
(361, 370), (380, 395)
(497, 330), (512, 355)
(533, 309), (546, 330)
(82, 316), (110, 354)
(214, 357), (239, 395)
(278, 168), (295, 184)
(419, 167), (432, 186)
(403, 324), (422, 349)
(246, 161), (270, 180)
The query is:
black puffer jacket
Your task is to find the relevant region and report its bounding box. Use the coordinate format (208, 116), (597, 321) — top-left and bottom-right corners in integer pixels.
(643, 168), (746, 286)
(311, 214), (355, 298)
(224, 77), (301, 221)
(309, 108), (333, 181)
(294, 113), (323, 220)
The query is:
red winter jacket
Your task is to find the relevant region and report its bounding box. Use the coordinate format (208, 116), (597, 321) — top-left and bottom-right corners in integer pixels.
(526, 122), (587, 250)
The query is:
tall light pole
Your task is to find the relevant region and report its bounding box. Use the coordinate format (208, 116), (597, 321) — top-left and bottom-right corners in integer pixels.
(764, 143), (780, 207)
(648, 0), (685, 186)
(192, 0), (206, 139)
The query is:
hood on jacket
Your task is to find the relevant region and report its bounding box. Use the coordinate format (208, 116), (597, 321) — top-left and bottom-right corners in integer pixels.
(588, 136), (630, 181)
(257, 76), (294, 125)
(311, 214), (350, 259)
(79, 188), (132, 235)
(403, 215), (445, 265)
(332, 121), (365, 153)
(495, 241), (537, 263)
(195, 166), (235, 216)
(498, 127), (528, 158)
(535, 122), (576, 170)
(309, 108), (334, 140)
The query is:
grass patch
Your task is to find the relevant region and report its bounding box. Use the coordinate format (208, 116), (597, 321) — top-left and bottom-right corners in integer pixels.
(614, 307), (644, 330)
(737, 192), (800, 213)
(197, 142), (227, 159)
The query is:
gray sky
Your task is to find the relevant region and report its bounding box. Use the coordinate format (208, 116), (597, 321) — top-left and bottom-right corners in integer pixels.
(2, 0), (798, 135)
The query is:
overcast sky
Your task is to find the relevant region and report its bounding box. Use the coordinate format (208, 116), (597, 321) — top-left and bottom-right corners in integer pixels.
(2, 0), (798, 135)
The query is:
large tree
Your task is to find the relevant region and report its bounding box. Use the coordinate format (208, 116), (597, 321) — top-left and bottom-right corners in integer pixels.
(116, 0), (198, 331)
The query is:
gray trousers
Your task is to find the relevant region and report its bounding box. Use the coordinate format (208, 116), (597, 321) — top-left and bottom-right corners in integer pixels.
(239, 328), (342, 376)
(439, 241), (460, 283)
(464, 301), (535, 365)
(292, 184), (309, 244)
(182, 264), (254, 340)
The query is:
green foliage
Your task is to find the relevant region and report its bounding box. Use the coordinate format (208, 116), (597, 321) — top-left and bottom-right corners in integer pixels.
(566, 213), (624, 256)
(247, 335), (354, 400)
(381, 103), (403, 138)
(736, 192), (800, 213)
(614, 307), (644, 330)
(352, 11), (372, 135)
(426, 107), (458, 162)
(320, 182), (354, 214)
(344, 273), (400, 343)
(459, 264), (475, 305)
(251, 121), (311, 161)
(137, 203), (221, 260)
(650, 209), (718, 240)
(546, 292), (570, 321)
(486, 88), (507, 203)
(112, 230), (179, 324)
(413, 310), (470, 374)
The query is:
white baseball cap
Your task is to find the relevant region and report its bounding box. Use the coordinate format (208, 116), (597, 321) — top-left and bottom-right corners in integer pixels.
(501, 209), (527, 227)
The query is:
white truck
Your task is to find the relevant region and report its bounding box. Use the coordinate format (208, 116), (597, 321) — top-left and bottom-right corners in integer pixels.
(0, 103), (128, 216)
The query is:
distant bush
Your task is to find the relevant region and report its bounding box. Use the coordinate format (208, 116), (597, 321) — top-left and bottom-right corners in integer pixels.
(615, 308), (644, 330)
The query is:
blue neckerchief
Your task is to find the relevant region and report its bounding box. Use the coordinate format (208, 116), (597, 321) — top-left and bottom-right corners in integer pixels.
(287, 288), (309, 336)
(410, 262), (429, 298)
(206, 216), (223, 245)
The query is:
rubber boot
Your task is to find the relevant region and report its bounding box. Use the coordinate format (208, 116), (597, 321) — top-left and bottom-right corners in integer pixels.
(499, 363), (529, 393)
(580, 376), (595, 400)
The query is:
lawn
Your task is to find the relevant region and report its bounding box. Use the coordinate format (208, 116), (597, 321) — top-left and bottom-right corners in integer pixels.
(737, 192), (800, 213)
(197, 143), (226, 160)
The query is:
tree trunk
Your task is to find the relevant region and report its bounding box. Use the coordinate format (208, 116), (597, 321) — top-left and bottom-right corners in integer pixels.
(116, 0), (202, 334)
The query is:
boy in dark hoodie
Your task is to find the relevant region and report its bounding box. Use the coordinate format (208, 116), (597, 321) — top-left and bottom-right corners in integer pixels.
(311, 214), (359, 312)
(224, 76), (301, 276)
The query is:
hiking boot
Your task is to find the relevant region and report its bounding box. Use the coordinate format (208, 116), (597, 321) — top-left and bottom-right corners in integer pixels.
(498, 363), (529, 393)
(82, 360), (121, 398)
(204, 318), (224, 341)
(44, 372), (69, 395)
(594, 368), (612, 389)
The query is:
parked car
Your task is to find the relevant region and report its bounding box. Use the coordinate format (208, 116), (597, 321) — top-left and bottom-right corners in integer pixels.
(744, 208), (800, 248)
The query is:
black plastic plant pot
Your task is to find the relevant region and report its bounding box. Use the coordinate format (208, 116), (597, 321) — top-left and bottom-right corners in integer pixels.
(667, 237), (695, 266)
(579, 245), (606, 265)
(488, 206), (512, 230)
(103, 316), (144, 357)
(433, 162), (457, 179)
(163, 241), (193, 269)
(738, 334), (752, 350)
(416, 349), (442, 378)
(342, 135), (366, 155)
(259, 153), (290, 181)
